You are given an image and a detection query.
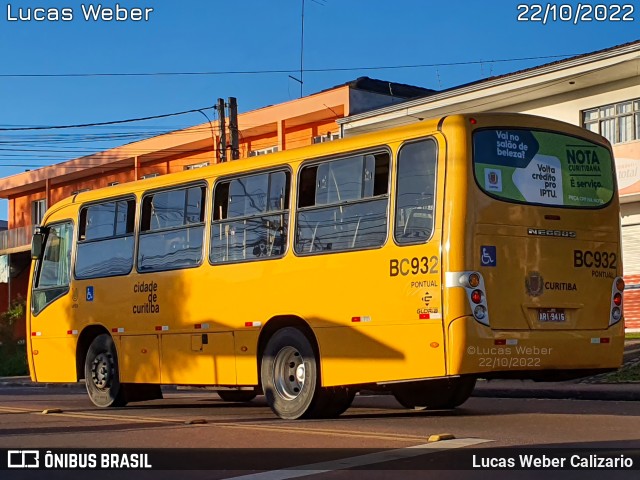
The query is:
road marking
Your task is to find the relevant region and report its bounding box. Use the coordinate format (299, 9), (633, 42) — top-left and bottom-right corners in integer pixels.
(37, 411), (175, 424)
(0, 406), (182, 425)
(212, 423), (428, 442)
(0, 406), (41, 414)
(0, 404), (447, 442)
(51, 412), (431, 442)
(225, 438), (491, 480)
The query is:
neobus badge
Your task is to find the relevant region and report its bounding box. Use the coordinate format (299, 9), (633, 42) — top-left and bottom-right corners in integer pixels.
(527, 228), (576, 238)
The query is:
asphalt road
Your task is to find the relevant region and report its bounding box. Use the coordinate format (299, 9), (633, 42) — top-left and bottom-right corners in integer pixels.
(1, 386), (639, 479)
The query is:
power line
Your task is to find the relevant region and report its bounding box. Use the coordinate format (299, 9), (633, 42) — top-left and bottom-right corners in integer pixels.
(0, 54), (579, 79)
(0, 106), (217, 131)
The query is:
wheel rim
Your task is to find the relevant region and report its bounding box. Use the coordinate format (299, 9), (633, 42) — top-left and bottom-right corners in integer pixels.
(273, 346), (305, 400)
(91, 352), (114, 390)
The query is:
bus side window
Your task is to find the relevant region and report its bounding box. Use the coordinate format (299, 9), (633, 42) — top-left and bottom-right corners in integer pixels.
(210, 170), (290, 264)
(295, 152), (389, 254)
(395, 139), (437, 244)
(137, 185), (206, 272)
(75, 198), (136, 280)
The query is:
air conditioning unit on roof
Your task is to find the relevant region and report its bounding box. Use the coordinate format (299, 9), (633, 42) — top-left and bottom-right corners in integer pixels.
(312, 132), (341, 144)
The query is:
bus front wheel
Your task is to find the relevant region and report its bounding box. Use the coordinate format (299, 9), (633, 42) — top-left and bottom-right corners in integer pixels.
(261, 327), (322, 419)
(84, 334), (127, 408)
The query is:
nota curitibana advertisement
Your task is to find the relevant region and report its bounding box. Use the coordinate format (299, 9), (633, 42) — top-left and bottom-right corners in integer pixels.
(473, 129), (614, 208)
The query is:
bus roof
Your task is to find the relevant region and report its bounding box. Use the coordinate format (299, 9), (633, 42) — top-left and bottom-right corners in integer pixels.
(45, 112), (611, 220)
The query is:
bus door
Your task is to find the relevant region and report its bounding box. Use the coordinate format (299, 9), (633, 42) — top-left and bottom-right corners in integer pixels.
(388, 137), (447, 378)
(29, 221), (77, 382)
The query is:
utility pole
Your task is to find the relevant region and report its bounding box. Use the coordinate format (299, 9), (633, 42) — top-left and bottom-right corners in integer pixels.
(229, 97), (240, 160)
(217, 98), (227, 162)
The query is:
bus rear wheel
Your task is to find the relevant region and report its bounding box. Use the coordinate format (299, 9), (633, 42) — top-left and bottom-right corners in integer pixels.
(317, 387), (356, 418)
(392, 378), (476, 410)
(217, 390), (258, 402)
(84, 334), (127, 408)
(261, 327), (323, 419)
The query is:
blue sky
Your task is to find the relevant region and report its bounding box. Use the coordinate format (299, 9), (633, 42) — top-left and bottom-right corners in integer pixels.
(0, 0), (638, 219)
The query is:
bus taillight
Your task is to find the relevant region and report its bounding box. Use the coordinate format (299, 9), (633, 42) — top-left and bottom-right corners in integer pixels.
(610, 277), (624, 326)
(447, 271), (490, 326)
(613, 293), (622, 306)
(471, 290), (483, 304)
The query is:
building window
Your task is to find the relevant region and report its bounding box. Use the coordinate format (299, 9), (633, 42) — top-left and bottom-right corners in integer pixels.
(32, 199), (47, 225)
(582, 99), (640, 144)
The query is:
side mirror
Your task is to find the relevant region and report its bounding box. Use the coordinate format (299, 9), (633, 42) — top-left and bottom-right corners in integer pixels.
(31, 234), (45, 260)
(31, 228), (47, 260)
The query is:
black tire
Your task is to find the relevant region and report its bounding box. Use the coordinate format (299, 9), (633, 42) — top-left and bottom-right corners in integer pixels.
(392, 386), (433, 409)
(261, 327), (324, 419)
(84, 334), (127, 408)
(392, 377), (476, 410)
(217, 390), (258, 402)
(123, 383), (163, 403)
(447, 377), (476, 408)
(317, 388), (356, 418)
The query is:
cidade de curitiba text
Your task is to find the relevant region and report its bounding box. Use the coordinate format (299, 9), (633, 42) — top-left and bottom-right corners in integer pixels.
(6, 4), (154, 22)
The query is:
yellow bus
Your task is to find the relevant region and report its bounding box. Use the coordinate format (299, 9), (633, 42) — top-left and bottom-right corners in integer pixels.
(27, 113), (625, 419)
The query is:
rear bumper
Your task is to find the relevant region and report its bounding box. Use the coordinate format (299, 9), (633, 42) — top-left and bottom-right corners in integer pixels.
(447, 316), (624, 378)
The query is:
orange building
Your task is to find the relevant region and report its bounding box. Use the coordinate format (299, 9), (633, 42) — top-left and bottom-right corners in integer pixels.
(0, 77), (433, 329)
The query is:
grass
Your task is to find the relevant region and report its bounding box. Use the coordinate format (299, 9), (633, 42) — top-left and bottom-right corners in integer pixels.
(594, 363), (640, 383)
(0, 345), (28, 377)
(625, 332), (640, 340)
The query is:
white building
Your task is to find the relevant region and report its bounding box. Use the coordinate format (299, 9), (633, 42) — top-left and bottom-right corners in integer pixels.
(339, 41), (640, 328)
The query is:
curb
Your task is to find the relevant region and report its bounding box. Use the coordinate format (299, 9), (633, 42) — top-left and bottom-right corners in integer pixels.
(0, 378), (184, 391)
(472, 381), (640, 402)
(0, 378), (85, 390)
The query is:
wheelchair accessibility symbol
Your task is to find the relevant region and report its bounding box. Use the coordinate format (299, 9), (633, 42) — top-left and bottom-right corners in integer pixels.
(86, 286), (94, 302)
(480, 246), (497, 267)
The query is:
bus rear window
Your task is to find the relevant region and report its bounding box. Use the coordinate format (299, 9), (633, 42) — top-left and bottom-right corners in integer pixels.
(473, 129), (614, 208)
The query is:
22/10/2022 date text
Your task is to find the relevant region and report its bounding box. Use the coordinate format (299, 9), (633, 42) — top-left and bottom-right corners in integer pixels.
(517, 4), (634, 24)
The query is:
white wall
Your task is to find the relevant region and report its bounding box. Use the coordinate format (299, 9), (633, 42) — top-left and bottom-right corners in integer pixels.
(504, 77), (639, 126)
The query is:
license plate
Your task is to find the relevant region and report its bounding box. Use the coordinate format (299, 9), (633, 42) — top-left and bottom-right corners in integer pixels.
(538, 308), (566, 322)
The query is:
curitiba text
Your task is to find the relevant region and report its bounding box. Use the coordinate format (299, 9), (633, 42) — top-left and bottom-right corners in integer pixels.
(6, 4), (154, 22)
